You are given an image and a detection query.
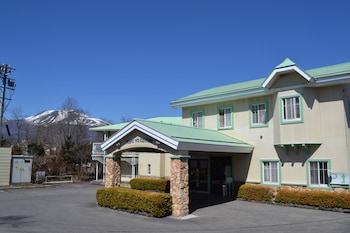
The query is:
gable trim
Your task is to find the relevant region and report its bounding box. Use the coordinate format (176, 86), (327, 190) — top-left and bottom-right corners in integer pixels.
(262, 65), (314, 89)
(101, 121), (179, 151)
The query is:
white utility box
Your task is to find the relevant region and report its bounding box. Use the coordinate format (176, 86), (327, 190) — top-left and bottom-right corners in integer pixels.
(11, 155), (33, 183)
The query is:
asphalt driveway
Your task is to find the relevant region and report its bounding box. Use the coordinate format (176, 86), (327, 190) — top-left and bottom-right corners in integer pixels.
(0, 183), (349, 233)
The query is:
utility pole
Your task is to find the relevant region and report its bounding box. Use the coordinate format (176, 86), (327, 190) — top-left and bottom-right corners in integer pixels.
(0, 64), (16, 143)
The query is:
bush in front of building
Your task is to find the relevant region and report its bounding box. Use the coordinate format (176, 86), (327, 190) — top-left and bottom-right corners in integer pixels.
(237, 183), (350, 210)
(96, 187), (172, 218)
(275, 189), (350, 209)
(237, 184), (273, 202)
(130, 178), (170, 193)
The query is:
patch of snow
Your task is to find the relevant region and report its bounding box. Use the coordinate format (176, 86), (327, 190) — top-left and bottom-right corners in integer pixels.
(24, 109), (110, 127)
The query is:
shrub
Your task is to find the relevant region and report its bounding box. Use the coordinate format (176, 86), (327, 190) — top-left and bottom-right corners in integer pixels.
(275, 189), (350, 209)
(130, 178), (170, 193)
(237, 184), (350, 210)
(237, 184), (273, 202)
(232, 182), (245, 199)
(96, 187), (172, 218)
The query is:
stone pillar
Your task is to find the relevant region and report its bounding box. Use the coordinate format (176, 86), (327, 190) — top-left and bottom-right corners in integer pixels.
(105, 156), (121, 188)
(170, 155), (190, 216)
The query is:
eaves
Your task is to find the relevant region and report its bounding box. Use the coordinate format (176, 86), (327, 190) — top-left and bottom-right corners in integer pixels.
(171, 74), (350, 109)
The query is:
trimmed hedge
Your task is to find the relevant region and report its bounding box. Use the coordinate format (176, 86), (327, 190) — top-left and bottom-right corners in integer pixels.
(130, 178), (170, 193)
(275, 189), (350, 209)
(96, 187), (172, 218)
(237, 184), (273, 202)
(237, 183), (350, 210)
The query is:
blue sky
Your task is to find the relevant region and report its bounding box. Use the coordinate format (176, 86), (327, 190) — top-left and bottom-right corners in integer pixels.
(1, 0), (349, 123)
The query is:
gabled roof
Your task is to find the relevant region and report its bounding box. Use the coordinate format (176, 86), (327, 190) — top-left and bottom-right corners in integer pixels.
(89, 116), (182, 132)
(171, 59), (350, 108)
(262, 58), (314, 88)
(274, 57), (296, 69)
(101, 119), (253, 154)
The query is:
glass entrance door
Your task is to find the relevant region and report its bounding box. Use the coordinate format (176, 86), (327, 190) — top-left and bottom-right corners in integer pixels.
(189, 159), (208, 192)
(210, 156), (232, 195)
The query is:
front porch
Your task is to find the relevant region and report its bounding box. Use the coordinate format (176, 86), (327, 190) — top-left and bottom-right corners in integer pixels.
(100, 119), (253, 216)
(92, 142), (139, 182)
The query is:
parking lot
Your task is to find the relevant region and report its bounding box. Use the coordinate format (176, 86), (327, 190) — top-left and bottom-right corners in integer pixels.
(0, 183), (349, 233)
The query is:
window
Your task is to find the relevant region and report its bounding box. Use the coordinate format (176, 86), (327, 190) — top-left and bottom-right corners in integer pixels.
(309, 161), (329, 187)
(218, 107), (232, 129)
(192, 111), (204, 128)
(250, 102), (267, 127)
(262, 161), (279, 185)
(281, 96), (302, 122)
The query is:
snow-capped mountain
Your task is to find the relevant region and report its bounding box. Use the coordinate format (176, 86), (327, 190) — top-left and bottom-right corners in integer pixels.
(24, 110), (110, 127)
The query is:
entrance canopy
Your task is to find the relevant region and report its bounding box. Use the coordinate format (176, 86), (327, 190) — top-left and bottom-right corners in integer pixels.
(101, 119), (253, 155)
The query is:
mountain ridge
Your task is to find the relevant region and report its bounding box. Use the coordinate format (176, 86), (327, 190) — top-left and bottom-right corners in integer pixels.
(24, 109), (111, 127)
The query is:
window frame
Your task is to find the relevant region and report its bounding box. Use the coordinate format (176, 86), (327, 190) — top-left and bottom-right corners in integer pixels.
(280, 94), (303, 124)
(249, 101), (268, 128)
(217, 106), (233, 130)
(191, 110), (204, 128)
(260, 160), (281, 186)
(307, 159), (331, 189)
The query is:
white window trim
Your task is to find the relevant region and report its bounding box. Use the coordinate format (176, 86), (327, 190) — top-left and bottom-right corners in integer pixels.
(218, 106), (233, 129)
(280, 95), (303, 124)
(191, 110), (204, 128)
(308, 160), (330, 188)
(261, 160), (280, 186)
(250, 102), (268, 127)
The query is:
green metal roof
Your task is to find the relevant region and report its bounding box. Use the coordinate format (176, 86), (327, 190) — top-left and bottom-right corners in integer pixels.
(306, 62), (350, 78)
(89, 122), (128, 132)
(137, 117), (182, 125)
(136, 119), (253, 148)
(171, 78), (265, 104)
(171, 59), (350, 108)
(89, 116), (182, 132)
(275, 57), (296, 69)
(101, 118), (253, 153)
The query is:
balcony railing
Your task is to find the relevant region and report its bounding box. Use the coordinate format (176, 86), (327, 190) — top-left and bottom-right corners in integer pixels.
(92, 142), (104, 155)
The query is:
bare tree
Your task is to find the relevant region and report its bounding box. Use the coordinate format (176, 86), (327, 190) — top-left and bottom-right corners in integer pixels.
(5, 97), (99, 179)
(10, 106), (25, 145)
(61, 96), (82, 111)
(59, 97), (89, 144)
(57, 97), (92, 176)
(120, 116), (133, 123)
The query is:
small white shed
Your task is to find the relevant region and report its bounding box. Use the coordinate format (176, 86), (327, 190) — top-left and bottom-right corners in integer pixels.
(11, 155), (33, 183)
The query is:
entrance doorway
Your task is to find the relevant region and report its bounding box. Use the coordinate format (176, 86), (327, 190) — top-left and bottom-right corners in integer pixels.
(210, 156), (232, 195)
(189, 156), (232, 195)
(189, 156), (233, 213)
(189, 159), (208, 193)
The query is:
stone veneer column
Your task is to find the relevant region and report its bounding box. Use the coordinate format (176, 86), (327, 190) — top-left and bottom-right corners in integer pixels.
(105, 156), (121, 188)
(170, 155), (190, 217)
